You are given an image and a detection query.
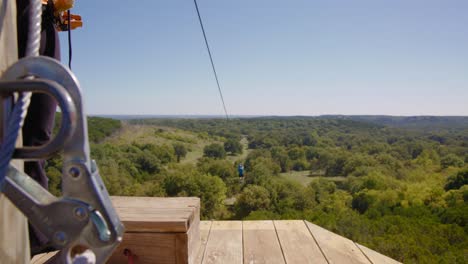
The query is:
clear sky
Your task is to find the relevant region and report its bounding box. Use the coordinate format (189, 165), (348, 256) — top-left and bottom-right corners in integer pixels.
(60, 0), (468, 116)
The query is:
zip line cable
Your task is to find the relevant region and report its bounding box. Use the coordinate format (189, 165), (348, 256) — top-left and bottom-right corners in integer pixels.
(193, 0), (229, 120)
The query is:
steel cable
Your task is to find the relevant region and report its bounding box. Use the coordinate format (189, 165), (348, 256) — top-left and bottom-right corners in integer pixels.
(0, 0), (41, 189)
(193, 0), (229, 120)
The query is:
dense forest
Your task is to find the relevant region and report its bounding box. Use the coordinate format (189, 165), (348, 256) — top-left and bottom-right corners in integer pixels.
(46, 116), (467, 263)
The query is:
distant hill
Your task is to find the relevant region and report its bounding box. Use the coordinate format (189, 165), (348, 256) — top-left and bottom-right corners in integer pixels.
(97, 114), (468, 131)
(94, 115), (261, 120)
(321, 115), (468, 130)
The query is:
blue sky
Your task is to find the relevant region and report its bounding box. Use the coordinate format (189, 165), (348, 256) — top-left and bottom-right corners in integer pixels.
(60, 0), (468, 116)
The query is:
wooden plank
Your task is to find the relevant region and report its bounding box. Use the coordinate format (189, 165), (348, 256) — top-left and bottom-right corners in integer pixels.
(175, 217), (200, 264)
(0, 196), (30, 263)
(30, 253), (47, 264)
(109, 197), (201, 263)
(0, 1), (30, 263)
(194, 221), (212, 264)
(42, 252), (58, 263)
(116, 207), (195, 214)
(243, 221), (285, 264)
(356, 243), (401, 264)
(112, 197), (199, 232)
(175, 233), (189, 264)
(107, 233), (176, 264)
(122, 221), (188, 233)
(305, 221), (370, 264)
(112, 196), (200, 209)
(116, 207), (194, 232)
(186, 217), (201, 264)
(30, 251), (58, 264)
(116, 207), (195, 219)
(202, 221), (242, 264)
(274, 220), (327, 264)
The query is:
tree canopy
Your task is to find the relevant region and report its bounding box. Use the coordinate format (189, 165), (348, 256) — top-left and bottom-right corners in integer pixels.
(45, 116), (468, 263)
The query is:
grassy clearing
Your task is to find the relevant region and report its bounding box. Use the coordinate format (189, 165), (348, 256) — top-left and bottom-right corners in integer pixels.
(180, 139), (211, 164)
(280, 170), (346, 186)
(105, 123), (200, 146)
(105, 124), (252, 166)
(105, 123), (224, 165)
(280, 170), (315, 185)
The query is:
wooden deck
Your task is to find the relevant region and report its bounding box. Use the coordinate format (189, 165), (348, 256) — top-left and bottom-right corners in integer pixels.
(31, 197), (400, 264)
(196, 220), (401, 264)
(31, 220), (401, 264)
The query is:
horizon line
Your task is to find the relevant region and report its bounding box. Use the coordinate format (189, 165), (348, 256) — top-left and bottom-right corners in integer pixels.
(90, 114), (468, 118)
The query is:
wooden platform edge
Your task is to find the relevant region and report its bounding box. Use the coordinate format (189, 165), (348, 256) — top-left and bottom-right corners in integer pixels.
(355, 243), (402, 264)
(305, 220), (400, 264)
(194, 221), (212, 264)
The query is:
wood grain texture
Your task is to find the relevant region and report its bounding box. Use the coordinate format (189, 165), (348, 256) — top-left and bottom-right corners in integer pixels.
(111, 196), (200, 209)
(30, 251), (58, 264)
(194, 221), (212, 264)
(176, 233), (189, 264)
(305, 221), (371, 264)
(115, 208), (194, 232)
(202, 221), (242, 264)
(274, 220), (327, 264)
(186, 217), (201, 264)
(243, 220), (285, 264)
(111, 197), (200, 232)
(108, 197), (200, 263)
(30, 253), (47, 264)
(356, 243), (402, 264)
(107, 232), (176, 264)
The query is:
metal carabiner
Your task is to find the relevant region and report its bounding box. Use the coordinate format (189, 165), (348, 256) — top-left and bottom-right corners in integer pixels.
(0, 79), (76, 160)
(1, 56), (124, 263)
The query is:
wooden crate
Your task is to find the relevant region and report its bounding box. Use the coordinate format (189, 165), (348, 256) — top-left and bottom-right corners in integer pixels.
(108, 196), (201, 264)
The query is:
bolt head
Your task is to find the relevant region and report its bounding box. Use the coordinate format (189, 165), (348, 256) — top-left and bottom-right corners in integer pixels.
(74, 207), (88, 220)
(68, 167), (81, 178)
(53, 231), (67, 246)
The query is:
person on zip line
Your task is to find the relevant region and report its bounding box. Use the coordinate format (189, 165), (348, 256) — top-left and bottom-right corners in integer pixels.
(238, 163), (245, 182)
